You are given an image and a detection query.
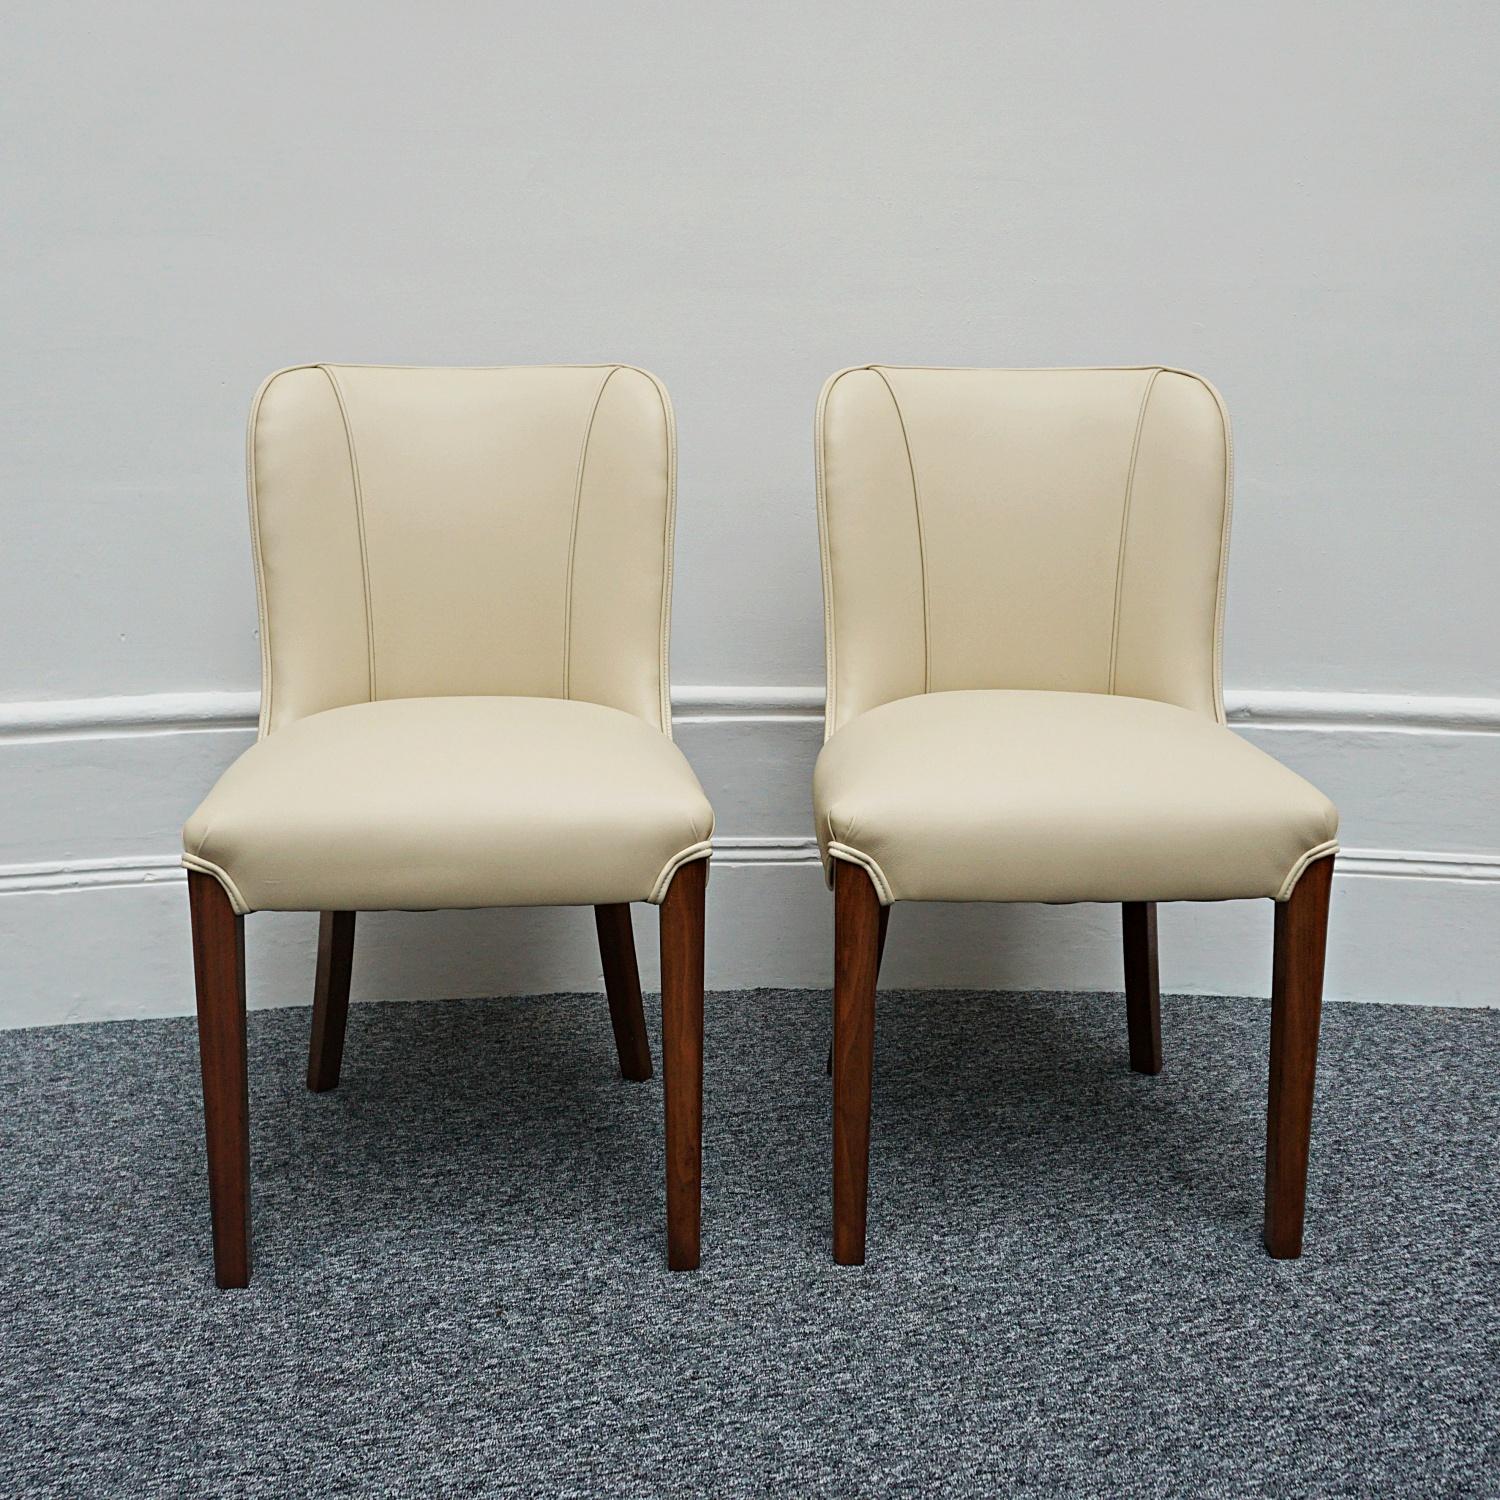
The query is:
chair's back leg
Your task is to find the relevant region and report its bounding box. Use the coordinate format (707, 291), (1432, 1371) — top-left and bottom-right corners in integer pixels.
(307, 911), (356, 1093)
(188, 871), (251, 1288)
(595, 903), (653, 1082)
(832, 861), (882, 1265)
(1265, 855), (1335, 1258)
(659, 858), (708, 1270)
(1123, 901), (1163, 1074)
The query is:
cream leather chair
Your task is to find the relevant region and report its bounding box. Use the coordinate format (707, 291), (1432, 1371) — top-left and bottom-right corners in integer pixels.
(184, 364), (714, 1287)
(814, 365), (1338, 1264)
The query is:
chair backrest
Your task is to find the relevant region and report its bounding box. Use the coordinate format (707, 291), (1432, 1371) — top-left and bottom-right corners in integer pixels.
(246, 364), (676, 737)
(816, 365), (1232, 737)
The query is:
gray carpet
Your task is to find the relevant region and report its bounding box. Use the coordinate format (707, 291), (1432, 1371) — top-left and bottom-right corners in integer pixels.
(1, 987), (1496, 1498)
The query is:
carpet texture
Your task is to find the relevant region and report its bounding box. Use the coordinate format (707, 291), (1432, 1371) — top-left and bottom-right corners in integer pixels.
(1, 987), (1496, 1497)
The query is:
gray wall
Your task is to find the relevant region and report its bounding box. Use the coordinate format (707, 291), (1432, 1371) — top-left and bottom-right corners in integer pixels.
(3, 2), (1498, 1021)
(6, 0), (1497, 700)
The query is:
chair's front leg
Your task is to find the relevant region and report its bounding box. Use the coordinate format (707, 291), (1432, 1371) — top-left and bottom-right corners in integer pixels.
(307, 911), (356, 1092)
(1265, 854), (1335, 1258)
(659, 858), (708, 1270)
(832, 861), (882, 1265)
(826, 900), (889, 1076)
(188, 871), (251, 1288)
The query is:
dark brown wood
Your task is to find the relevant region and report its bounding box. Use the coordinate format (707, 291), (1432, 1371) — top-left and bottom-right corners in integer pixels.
(832, 861), (882, 1265)
(595, 903), (652, 1081)
(1122, 901), (1162, 1075)
(659, 858), (707, 1270)
(828, 900), (890, 1076)
(1264, 855), (1335, 1259)
(307, 911), (356, 1092)
(188, 871), (251, 1289)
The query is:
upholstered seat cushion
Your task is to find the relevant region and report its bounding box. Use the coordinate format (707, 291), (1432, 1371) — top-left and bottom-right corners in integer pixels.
(183, 697), (714, 914)
(814, 690), (1338, 905)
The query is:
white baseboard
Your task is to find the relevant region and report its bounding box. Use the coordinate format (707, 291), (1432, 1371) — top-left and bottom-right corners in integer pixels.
(2, 685), (1497, 1025)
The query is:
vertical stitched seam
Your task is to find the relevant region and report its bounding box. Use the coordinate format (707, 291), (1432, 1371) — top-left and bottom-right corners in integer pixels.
(654, 375), (676, 737)
(1208, 379), (1233, 724)
(320, 366), (377, 702)
(814, 371), (847, 739)
(1108, 369), (1162, 695)
(870, 368), (931, 694)
(245, 375), (278, 737)
(563, 367), (621, 702)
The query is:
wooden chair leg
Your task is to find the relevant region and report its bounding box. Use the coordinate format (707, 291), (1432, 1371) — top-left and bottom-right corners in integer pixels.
(828, 901), (888, 1075)
(659, 858), (707, 1270)
(307, 911), (356, 1093)
(832, 861), (882, 1265)
(1265, 855), (1335, 1259)
(595, 903), (652, 1081)
(188, 871), (251, 1289)
(1123, 901), (1162, 1074)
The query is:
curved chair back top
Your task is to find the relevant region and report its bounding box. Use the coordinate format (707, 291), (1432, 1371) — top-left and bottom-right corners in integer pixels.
(816, 365), (1232, 736)
(247, 363), (675, 736)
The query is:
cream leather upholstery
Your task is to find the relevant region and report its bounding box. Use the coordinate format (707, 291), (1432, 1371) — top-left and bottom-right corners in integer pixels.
(246, 363), (677, 735)
(184, 364), (712, 913)
(816, 691), (1337, 904)
(814, 365), (1337, 904)
(184, 698), (713, 913)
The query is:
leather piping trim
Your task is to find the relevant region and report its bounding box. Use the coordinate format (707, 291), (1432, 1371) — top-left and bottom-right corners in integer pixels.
(648, 840), (715, 903)
(816, 365), (931, 739)
(245, 364), (321, 738)
(296, 362), (624, 372)
(868, 369), (931, 697)
(319, 366), (377, 704)
(184, 842), (718, 916)
(563, 366), (623, 705)
(827, 839), (1341, 907)
(181, 853), (251, 915)
(1108, 369), (1162, 693)
(1276, 840), (1340, 902)
(1198, 372), (1235, 726)
(813, 370), (848, 739)
(643, 367), (679, 739)
(857, 364), (1195, 374)
(824, 841), (895, 905)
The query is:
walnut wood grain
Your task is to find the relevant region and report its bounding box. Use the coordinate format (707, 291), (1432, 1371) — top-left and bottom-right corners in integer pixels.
(1264, 855), (1335, 1258)
(1123, 901), (1162, 1075)
(832, 860), (882, 1265)
(188, 871), (251, 1288)
(595, 903), (652, 1081)
(660, 858), (708, 1270)
(307, 911), (356, 1092)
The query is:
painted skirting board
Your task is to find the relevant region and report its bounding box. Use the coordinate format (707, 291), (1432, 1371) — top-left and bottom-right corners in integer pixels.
(1, 686), (1497, 1026)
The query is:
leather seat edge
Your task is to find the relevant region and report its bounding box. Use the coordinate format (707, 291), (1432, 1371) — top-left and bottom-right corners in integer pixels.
(648, 839), (715, 903)
(824, 842), (896, 905)
(181, 853), (252, 915)
(1275, 839), (1341, 902)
